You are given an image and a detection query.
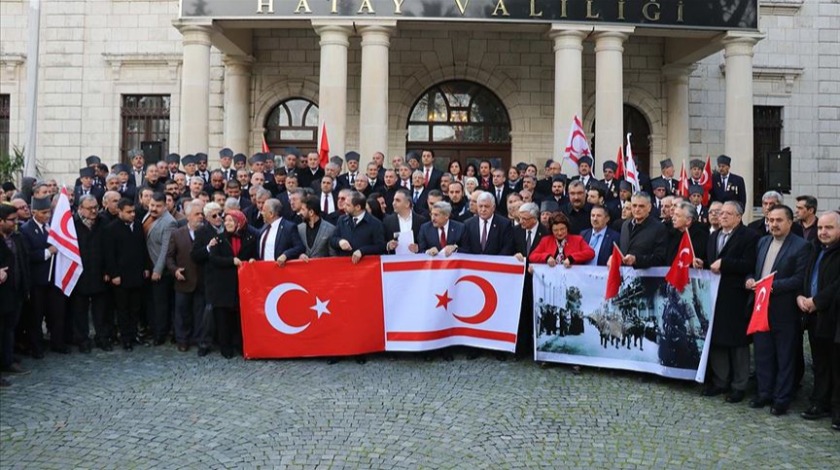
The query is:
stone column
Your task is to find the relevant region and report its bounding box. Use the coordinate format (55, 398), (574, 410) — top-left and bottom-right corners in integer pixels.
(358, 21), (396, 167)
(593, 27), (634, 164)
(723, 33), (762, 214)
(313, 21), (353, 161)
(663, 64), (695, 163)
(549, 25), (589, 161)
(178, 24), (214, 154)
(223, 55), (253, 156)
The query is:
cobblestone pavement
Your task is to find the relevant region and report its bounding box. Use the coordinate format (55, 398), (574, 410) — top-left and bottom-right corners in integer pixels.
(1, 346), (837, 469)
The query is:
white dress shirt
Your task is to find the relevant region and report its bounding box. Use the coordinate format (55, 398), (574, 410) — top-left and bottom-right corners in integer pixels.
(261, 218), (282, 261)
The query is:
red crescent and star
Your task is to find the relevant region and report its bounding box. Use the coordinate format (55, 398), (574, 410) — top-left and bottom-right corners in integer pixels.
(435, 275), (498, 325)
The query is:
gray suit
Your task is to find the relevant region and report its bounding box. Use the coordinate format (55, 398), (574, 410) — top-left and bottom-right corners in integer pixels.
(298, 220), (337, 259)
(145, 211), (178, 341)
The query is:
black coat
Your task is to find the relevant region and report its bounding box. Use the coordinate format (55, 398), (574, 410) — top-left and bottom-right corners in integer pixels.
(73, 215), (107, 296)
(463, 214), (515, 255)
(205, 230), (257, 309)
(802, 241), (840, 340)
(666, 223), (709, 265)
(514, 224), (549, 260)
(619, 216), (668, 268)
(710, 172), (746, 208)
(0, 232), (30, 313)
(382, 213), (427, 252)
(329, 212), (386, 256)
(19, 219), (52, 287)
(705, 224), (759, 347)
(103, 218), (149, 289)
(561, 203), (593, 235)
(752, 234), (811, 329)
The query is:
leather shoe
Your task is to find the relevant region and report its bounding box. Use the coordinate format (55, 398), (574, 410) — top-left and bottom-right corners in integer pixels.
(2, 364), (30, 375)
(197, 347), (210, 357)
(832, 420), (840, 431)
(749, 398), (771, 409)
(51, 346), (71, 354)
(495, 353), (507, 362)
(725, 390), (745, 403)
(770, 405), (788, 416)
(100, 343), (113, 352)
(701, 386), (727, 397)
(31, 351), (45, 360)
(442, 353), (454, 362)
(153, 338), (166, 346)
(355, 356), (367, 365)
(326, 358), (340, 365)
(78, 344), (92, 354)
(122, 343), (133, 351)
(177, 344), (189, 353)
(800, 406), (830, 420)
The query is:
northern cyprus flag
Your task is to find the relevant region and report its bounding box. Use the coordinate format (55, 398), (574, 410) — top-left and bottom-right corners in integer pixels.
(382, 254), (526, 352)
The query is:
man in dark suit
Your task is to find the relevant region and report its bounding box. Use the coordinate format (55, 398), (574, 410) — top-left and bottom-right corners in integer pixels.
(562, 180), (593, 235)
(297, 152), (325, 189)
(297, 196), (337, 260)
(796, 211), (840, 424)
(698, 201), (759, 402)
(316, 175), (340, 219)
(103, 198), (149, 351)
(419, 150), (443, 191)
(617, 192), (668, 268)
(244, 187), (271, 230)
(0, 204), (30, 380)
(74, 167), (104, 208)
(417, 201), (469, 255)
(570, 156), (596, 190)
(189, 202), (224, 357)
(748, 191), (804, 238)
(330, 191), (386, 263)
(19, 196), (68, 356)
(489, 169), (512, 216)
(380, 169), (400, 213)
(650, 158), (678, 195)
(666, 202), (709, 264)
(257, 198), (305, 266)
(384, 188), (428, 254)
(747, 205), (811, 415)
(581, 205), (620, 266)
(513, 202), (548, 358)
(165, 199), (205, 352)
(364, 162), (385, 195)
(336, 151), (361, 191)
(72, 195), (110, 353)
(129, 150), (147, 188)
(409, 171), (430, 218)
(462, 192), (514, 256)
(710, 155), (747, 208)
(535, 160), (561, 199)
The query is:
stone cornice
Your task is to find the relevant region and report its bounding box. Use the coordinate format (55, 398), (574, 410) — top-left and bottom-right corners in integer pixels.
(0, 53), (26, 80)
(759, 0), (804, 16)
(719, 64), (804, 95)
(101, 53), (182, 82)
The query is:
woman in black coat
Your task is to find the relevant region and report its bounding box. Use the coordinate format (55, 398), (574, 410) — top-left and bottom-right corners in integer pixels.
(206, 209), (256, 358)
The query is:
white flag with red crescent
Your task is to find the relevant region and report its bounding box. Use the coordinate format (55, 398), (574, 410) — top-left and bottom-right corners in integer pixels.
(624, 133), (641, 193)
(562, 115), (591, 170)
(381, 254), (525, 352)
(47, 187), (83, 296)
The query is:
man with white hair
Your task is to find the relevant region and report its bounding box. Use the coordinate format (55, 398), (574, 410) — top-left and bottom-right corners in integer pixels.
(748, 191), (804, 237)
(190, 201), (223, 357)
(463, 192), (515, 256)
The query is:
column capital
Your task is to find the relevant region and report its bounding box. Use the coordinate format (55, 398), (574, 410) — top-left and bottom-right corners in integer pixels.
(223, 55), (254, 76)
(722, 32), (764, 58)
(548, 26), (589, 52)
(312, 20), (354, 47)
(358, 21), (397, 48)
(172, 20), (216, 47)
(662, 64), (697, 82)
(592, 27), (634, 53)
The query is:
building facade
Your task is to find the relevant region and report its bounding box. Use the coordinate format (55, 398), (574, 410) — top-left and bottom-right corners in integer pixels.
(0, 0), (837, 211)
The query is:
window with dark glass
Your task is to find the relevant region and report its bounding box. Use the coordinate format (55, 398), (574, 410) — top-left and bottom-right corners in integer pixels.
(121, 95), (170, 163)
(753, 106), (784, 206)
(0, 94), (10, 157)
(265, 98), (319, 154)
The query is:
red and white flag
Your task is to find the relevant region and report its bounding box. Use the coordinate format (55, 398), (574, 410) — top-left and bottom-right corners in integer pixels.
(677, 160), (690, 197)
(382, 255), (526, 353)
(614, 146), (625, 180)
(562, 115), (591, 171)
(605, 244), (624, 300)
(747, 272), (775, 335)
(239, 258), (385, 358)
(624, 133), (641, 193)
(47, 187), (82, 296)
(261, 134), (270, 153)
(318, 122), (330, 169)
(665, 230), (695, 292)
(700, 155), (713, 205)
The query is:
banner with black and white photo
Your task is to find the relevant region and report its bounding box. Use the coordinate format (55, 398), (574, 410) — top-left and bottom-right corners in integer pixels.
(532, 266), (720, 382)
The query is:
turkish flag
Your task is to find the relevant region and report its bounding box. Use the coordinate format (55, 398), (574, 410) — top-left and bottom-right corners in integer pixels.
(665, 230), (695, 292)
(614, 146), (625, 180)
(261, 134), (270, 153)
(605, 244), (623, 300)
(318, 122), (330, 169)
(701, 155), (713, 205)
(747, 273), (775, 335)
(239, 258), (385, 358)
(381, 255), (525, 352)
(677, 160), (689, 197)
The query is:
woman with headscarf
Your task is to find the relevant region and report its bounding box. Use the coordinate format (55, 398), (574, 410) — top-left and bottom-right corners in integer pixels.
(205, 209), (256, 358)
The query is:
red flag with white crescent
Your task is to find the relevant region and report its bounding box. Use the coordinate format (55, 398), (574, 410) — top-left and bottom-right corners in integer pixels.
(318, 122), (330, 169)
(677, 160), (690, 197)
(261, 134), (270, 153)
(747, 273), (775, 335)
(47, 187), (82, 296)
(605, 244), (624, 300)
(665, 230), (695, 292)
(382, 255), (525, 352)
(701, 155), (713, 205)
(615, 146), (625, 180)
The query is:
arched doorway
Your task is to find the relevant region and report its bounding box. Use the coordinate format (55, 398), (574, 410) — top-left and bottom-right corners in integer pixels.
(591, 105), (652, 174)
(406, 80), (512, 172)
(264, 98), (319, 155)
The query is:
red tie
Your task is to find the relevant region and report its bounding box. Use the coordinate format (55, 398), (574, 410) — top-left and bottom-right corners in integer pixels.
(323, 195), (329, 213)
(439, 227), (447, 248)
(424, 168), (430, 186)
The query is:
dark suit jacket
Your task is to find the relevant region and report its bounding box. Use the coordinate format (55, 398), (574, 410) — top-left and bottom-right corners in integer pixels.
(206, 231), (257, 308)
(244, 204), (265, 230)
(752, 234), (811, 328)
(417, 220), (469, 252)
(19, 219), (53, 287)
(316, 190), (340, 218)
(619, 216), (668, 268)
(490, 186), (512, 215)
(463, 214), (515, 255)
(103, 219), (148, 289)
(298, 167), (325, 189)
(336, 172), (360, 191)
(0, 232), (30, 311)
(581, 227), (621, 266)
(705, 223), (759, 347)
(258, 218), (305, 261)
(72, 214), (107, 295)
(382, 212), (428, 252)
(422, 167), (443, 191)
(710, 172), (747, 208)
(514, 224), (549, 259)
(166, 225), (202, 293)
(409, 188), (430, 217)
(802, 241), (840, 340)
(748, 218), (804, 238)
(561, 203), (593, 235)
(665, 223), (709, 265)
(73, 185), (104, 207)
(329, 212), (386, 256)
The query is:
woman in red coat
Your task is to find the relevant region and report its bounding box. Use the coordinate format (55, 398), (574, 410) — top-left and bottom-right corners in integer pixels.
(528, 213), (595, 268)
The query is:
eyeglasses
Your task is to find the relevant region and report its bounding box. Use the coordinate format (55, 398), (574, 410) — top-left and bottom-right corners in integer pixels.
(208, 213), (221, 219)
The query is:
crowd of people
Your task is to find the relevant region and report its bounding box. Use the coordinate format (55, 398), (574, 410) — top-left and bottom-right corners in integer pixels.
(0, 147), (838, 432)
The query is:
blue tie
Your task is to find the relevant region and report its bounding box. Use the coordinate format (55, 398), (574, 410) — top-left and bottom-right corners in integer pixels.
(589, 232), (601, 249)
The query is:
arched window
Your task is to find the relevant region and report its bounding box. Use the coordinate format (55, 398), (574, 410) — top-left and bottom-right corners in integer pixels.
(591, 104), (652, 174)
(407, 80), (512, 171)
(264, 98), (319, 154)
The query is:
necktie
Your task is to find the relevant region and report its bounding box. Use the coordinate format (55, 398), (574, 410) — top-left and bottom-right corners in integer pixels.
(525, 229), (532, 256)
(717, 231), (729, 256)
(413, 190), (420, 203)
(480, 220), (488, 251)
(439, 227), (447, 248)
(323, 195), (329, 213)
(353, 216), (359, 226)
(589, 232), (601, 249)
(722, 177), (728, 189)
(260, 229), (269, 260)
(350, 173), (355, 185)
(424, 168), (430, 185)
(496, 189), (502, 202)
